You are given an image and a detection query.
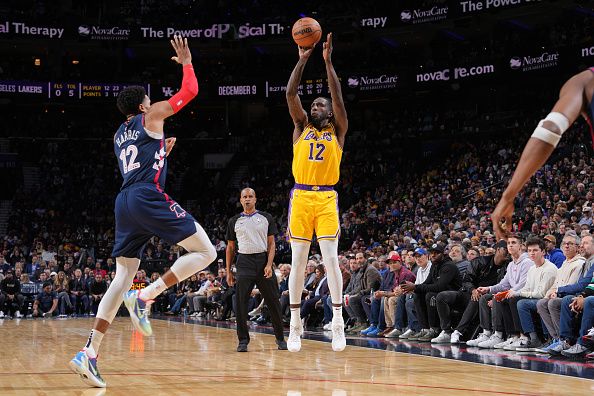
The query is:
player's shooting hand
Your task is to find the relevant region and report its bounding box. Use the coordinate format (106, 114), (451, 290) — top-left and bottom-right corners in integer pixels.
(170, 35), (192, 65)
(165, 137), (176, 157)
(492, 196), (514, 241)
(298, 44), (315, 61)
(322, 33), (333, 62)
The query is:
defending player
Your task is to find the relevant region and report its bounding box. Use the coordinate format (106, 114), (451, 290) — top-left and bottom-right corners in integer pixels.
(285, 33), (347, 352)
(492, 68), (594, 240)
(69, 36), (216, 387)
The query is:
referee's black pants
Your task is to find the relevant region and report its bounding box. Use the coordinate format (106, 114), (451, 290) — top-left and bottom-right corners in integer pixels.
(236, 253), (285, 346)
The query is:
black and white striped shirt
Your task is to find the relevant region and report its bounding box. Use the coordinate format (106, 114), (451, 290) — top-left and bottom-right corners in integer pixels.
(226, 211), (277, 254)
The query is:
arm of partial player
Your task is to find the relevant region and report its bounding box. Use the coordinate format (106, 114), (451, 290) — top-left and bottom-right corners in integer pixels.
(145, 63), (199, 134)
(325, 58), (348, 146)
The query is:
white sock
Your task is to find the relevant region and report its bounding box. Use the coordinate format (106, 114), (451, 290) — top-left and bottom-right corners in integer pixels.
(288, 241), (310, 309)
(139, 278), (166, 301)
(495, 331), (503, 338)
(84, 329), (104, 357)
(319, 239), (343, 317)
(290, 307), (301, 325)
(484, 330), (492, 336)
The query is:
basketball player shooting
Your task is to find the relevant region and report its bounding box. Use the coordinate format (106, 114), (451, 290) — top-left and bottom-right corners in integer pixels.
(491, 68), (594, 240)
(69, 35), (217, 387)
(285, 33), (348, 352)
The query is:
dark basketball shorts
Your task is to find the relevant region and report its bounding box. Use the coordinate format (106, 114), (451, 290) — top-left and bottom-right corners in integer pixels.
(112, 183), (197, 258)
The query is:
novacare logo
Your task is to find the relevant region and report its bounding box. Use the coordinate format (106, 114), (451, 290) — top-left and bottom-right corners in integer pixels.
(509, 52), (559, 71)
(400, 6), (448, 24)
(78, 25), (130, 40)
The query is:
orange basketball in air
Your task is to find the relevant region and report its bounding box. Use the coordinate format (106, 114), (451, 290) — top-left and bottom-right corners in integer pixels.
(292, 17), (322, 48)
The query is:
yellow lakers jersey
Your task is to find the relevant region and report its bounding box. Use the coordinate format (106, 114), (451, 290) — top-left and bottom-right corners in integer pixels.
(292, 122), (342, 186)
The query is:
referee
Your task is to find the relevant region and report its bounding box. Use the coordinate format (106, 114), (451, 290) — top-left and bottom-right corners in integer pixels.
(226, 188), (287, 352)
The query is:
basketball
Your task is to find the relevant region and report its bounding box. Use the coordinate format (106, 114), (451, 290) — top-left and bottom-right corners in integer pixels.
(292, 17), (322, 48)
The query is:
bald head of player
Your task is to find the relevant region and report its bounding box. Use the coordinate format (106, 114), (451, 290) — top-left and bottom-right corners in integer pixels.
(117, 86), (151, 117)
(240, 188), (257, 214)
(310, 97), (333, 129)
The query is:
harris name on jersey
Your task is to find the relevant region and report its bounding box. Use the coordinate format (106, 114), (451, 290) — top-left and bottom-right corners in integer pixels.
(115, 128), (141, 147)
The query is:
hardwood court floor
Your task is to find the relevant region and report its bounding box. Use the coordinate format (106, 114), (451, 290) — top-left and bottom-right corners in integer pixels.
(0, 317), (592, 396)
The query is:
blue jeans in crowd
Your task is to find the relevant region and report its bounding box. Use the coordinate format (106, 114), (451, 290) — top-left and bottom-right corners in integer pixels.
(517, 298), (540, 334)
(369, 296), (386, 329)
(560, 295), (594, 345)
(396, 294), (420, 331)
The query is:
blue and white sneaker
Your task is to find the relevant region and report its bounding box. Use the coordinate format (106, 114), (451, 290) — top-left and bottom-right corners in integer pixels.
(123, 290), (153, 336)
(69, 350), (106, 388)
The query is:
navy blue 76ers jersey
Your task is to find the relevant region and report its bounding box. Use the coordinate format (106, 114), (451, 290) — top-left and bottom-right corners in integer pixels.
(114, 114), (167, 190)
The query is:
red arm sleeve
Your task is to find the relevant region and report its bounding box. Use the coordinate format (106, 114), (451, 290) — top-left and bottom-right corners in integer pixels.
(167, 64), (199, 113)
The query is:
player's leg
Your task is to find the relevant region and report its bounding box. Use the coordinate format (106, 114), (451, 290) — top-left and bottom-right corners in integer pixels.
(125, 221), (216, 334)
(287, 189), (313, 352)
(70, 257), (140, 388)
(317, 191), (345, 351)
(139, 221), (215, 299)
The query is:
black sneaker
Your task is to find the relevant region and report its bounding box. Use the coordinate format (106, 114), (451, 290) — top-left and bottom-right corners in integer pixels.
(276, 340), (288, 350)
(237, 344), (248, 352)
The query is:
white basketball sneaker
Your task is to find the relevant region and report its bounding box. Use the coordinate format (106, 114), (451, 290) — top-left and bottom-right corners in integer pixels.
(288, 321), (303, 352)
(331, 317), (346, 352)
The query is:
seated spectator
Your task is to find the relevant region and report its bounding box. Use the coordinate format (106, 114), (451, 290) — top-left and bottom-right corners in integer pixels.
(85, 273), (108, 316)
(344, 257), (365, 334)
(434, 240), (509, 344)
(54, 271), (72, 317)
(69, 269), (88, 315)
(475, 234), (533, 348)
(544, 235), (565, 268)
(32, 281), (58, 318)
(505, 237), (558, 351)
(300, 264), (328, 321)
(371, 251), (415, 337)
(401, 242), (460, 342)
(555, 235), (594, 358)
(345, 253), (380, 334)
(0, 269), (24, 318)
(393, 247), (433, 340)
(449, 243), (470, 279)
(537, 231), (586, 355)
(185, 273), (209, 316)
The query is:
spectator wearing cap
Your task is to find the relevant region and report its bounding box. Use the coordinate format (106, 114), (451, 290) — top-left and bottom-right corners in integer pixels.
(375, 251), (416, 337)
(401, 242), (460, 342)
(388, 247), (432, 339)
(544, 235), (565, 268)
(433, 240), (509, 344)
(474, 234), (534, 349)
(32, 281), (58, 318)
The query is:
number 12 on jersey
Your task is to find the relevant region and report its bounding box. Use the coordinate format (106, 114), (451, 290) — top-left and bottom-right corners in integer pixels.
(308, 142), (325, 161)
(119, 145), (140, 174)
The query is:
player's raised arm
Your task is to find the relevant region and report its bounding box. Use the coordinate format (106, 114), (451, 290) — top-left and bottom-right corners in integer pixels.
(286, 46), (314, 143)
(145, 35), (198, 130)
(322, 33), (348, 147)
(491, 70), (590, 240)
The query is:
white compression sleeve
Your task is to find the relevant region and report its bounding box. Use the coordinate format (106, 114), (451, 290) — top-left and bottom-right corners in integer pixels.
(532, 112), (570, 147)
(171, 222), (217, 282)
(96, 257), (140, 323)
(289, 241), (311, 305)
(319, 239), (343, 305)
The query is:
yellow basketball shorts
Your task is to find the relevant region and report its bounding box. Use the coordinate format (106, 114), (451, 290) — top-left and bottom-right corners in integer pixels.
(288, 188), (340, 243)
